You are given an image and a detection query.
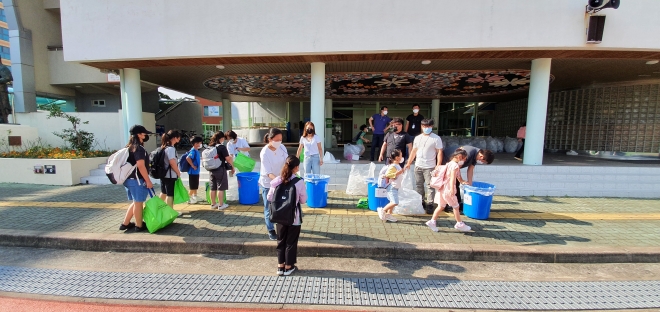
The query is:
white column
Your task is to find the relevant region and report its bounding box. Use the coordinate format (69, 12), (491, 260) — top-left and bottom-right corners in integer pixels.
(119, 69), (129, 144)
(324, 99), (332, 148)
(120, 68), (143, 144)
(222, 99), (232, 132)
(523, 58), (552, 166)
(431, 99), (440, 129)
(310, 62), (326, 150)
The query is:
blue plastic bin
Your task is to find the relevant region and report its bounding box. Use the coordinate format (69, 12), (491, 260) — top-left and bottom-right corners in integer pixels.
(236, 172), (260, 205)
(462, 181), (496, 220)
(366, 178), (389, 212)
(305, 174), (330, 208)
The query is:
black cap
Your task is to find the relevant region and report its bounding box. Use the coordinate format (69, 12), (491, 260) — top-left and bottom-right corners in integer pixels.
(130, 125), (153, 135)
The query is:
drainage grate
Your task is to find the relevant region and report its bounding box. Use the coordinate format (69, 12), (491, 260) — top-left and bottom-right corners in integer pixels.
(0, 266), (659, 310)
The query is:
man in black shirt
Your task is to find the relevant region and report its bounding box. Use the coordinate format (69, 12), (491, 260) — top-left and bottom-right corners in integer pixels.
(378, 117), (413, 164)
(442, 145), (495, 212)
(405, 104), (424, 137)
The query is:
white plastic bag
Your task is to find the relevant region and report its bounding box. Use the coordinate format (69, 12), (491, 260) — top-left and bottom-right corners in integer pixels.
(323, 151), (340, 164)
(226, 173), (239, 201)
(472, 137), (487, 150)
(343, 143), (362, 161)
(486, 137), (498, 152)
(393, 170), (424, 215)
(345, 163), (376, 196)
(504, 137), (519, 153)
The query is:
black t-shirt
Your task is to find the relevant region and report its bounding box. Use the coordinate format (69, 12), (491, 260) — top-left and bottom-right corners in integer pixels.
(443, 145), (479, 169)
(127, 145), (149, 180)
(384, 131), (412, 157)
(210, 144), (231, 172)
(406, 114), (425, 137)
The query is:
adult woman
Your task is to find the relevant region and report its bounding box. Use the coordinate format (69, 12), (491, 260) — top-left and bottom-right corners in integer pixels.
(159, 130), (182, 214)
(259, 128), (288, 240)
(226, 130), (251, 159)
(267, 155), (306, 276)
(119, 125), (154, 232)
(296, 121), (323, 176)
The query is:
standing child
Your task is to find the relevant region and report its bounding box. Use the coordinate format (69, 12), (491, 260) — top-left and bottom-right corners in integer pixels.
(206, 131), (235, 210)
(377, 149), (405, 223)
(186, 136), (203, 204)
(426, 149), (472, 232)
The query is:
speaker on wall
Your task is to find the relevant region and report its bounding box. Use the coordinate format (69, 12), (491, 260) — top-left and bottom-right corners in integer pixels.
(586, 15), (606, 43)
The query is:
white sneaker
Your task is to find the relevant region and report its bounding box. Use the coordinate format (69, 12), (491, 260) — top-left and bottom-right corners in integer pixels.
(217, 203), (229, 210)
(454, 222), (472, 232)
(188, 196), (197, 204)
(210, 203), (218, 210)
(377, 208), (384, 220)
(426, 220), (439, 232)
(385, 214), (397, 222)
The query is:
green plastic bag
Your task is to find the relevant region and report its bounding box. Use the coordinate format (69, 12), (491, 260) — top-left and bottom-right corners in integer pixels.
(206, 181), (226, 204)
(143, 189), (178, 233)
(300, 148), (304, 163)
(357, 197), (369, 209)
(173, 178), (190, 204)
(234, 153), (256, 173)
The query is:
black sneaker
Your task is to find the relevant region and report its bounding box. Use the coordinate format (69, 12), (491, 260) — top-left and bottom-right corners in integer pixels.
(134, 225), (147, 232)
(268, 230), (277, 240)
(277, 267), (285, 276)
(119, 222), (135, 231)
(283, 266), (297, 276)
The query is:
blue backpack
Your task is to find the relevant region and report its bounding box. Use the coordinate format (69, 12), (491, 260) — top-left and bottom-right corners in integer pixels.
(178, 150), (192, 172)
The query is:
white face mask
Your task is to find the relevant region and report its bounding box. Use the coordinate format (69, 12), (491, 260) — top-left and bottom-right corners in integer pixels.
(477, 160), (485, 165)
(399, 157), (404, 164)
(382, 111), (388, 115)
(413, 109), (419, 114)
(271, 141), (282, 149)
(457, 160), (465, 166)
(423, 127), (433, 135)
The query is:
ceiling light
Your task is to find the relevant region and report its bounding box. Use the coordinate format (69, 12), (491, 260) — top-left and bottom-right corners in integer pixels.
(646, 60), (659, 65)
(421, 60), (431, 65)
(216, 65), (225, 69)
(638, 74), (651, 77)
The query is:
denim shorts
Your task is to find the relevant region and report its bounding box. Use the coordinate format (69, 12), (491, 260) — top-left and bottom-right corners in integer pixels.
(386, 185), (399, 205)
(124, 178), (149, 202)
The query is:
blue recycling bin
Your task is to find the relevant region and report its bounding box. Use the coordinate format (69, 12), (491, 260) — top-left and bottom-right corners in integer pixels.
(366, 178), (389, 212)
(236, 172), (260, 205)
(462, 181), (496, 220)
(305, 174), (330, 208)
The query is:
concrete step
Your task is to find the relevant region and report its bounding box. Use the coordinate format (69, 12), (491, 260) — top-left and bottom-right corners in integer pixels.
(88, 169), (106, 176)
(80, 175), (112, 185)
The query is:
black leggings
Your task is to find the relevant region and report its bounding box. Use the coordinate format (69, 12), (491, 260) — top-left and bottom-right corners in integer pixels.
(276, 224), (301, 266)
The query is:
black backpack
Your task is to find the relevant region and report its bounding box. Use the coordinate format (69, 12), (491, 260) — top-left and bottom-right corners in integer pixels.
(269, 177), (302, 226)
(149, 147), (169, 179)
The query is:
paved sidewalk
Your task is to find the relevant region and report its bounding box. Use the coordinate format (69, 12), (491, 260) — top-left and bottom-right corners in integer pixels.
(1, 183), (659, 262)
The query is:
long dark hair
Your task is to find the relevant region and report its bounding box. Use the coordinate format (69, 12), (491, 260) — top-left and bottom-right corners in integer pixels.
(388, 149), (402, 164)
(263, 128), (283, 144)
(209, 131), (225, 146)
(126, 134), (142, 152)
(161, 130), (181, 148)
(280, 155), (301, 182)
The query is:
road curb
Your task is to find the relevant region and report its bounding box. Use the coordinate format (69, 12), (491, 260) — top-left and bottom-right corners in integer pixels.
(1, 229), (658, 263)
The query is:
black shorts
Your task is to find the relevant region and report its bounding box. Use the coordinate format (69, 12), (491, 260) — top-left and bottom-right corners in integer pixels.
(160, 178), (177, 196)
(209, 169), (228, 191)
(188, 174), (200, 190)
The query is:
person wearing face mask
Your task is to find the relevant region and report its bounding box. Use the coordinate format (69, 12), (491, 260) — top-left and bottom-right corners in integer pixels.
(426, 149), (472, 232)
(296, 121), (323, 176)
(159, 130), (183, 214)
(207, 131), (235, 210)
(119, 125), (154, 232)
(405, 104), (425, 137)
(404, 119), (443, 214)
(368, 106), (392, 162)
(225, 130), (251, 159)
(442, 146), (495, 212)
(378, 117), (413, 164)
(260, 128), (289, 240)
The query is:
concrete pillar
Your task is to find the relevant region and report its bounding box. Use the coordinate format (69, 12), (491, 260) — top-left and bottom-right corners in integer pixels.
(523, 58), (552, 166)
(222, 99), (231, 132)
(120, 68), (143, 142)
(310, 62), (326, 150)
(431, 99), (440, 129)
(324, 99), (332, 148)
(6, 3), (37, 114)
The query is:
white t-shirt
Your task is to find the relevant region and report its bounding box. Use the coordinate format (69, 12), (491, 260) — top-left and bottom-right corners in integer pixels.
(164, 146), (178, 178)
(227, 137), (250, 157)
(259, 144), (288, 188)
(299, 135), (320, 157)
(413, 133), (444, 169)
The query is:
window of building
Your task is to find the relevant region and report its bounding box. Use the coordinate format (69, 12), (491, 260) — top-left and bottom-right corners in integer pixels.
(0, 29), (8, 41)
(0, 9), (6, 22)
(91, 100), (106, 107)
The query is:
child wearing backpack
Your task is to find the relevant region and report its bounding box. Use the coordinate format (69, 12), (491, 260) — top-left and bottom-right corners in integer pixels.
(204, 131), (235, 210)
(185, 136), (203, 204)
(377, 149), (405, 223)
(267, 155), (307, 276)
(426, 149), (472, 232)
(355, 124), (370, 157)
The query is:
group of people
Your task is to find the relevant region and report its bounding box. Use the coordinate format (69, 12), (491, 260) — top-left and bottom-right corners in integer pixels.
(118, 112), (494, 276)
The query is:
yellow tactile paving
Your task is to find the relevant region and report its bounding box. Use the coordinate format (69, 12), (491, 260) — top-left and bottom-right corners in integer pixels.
(2, 200), (660, 221)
